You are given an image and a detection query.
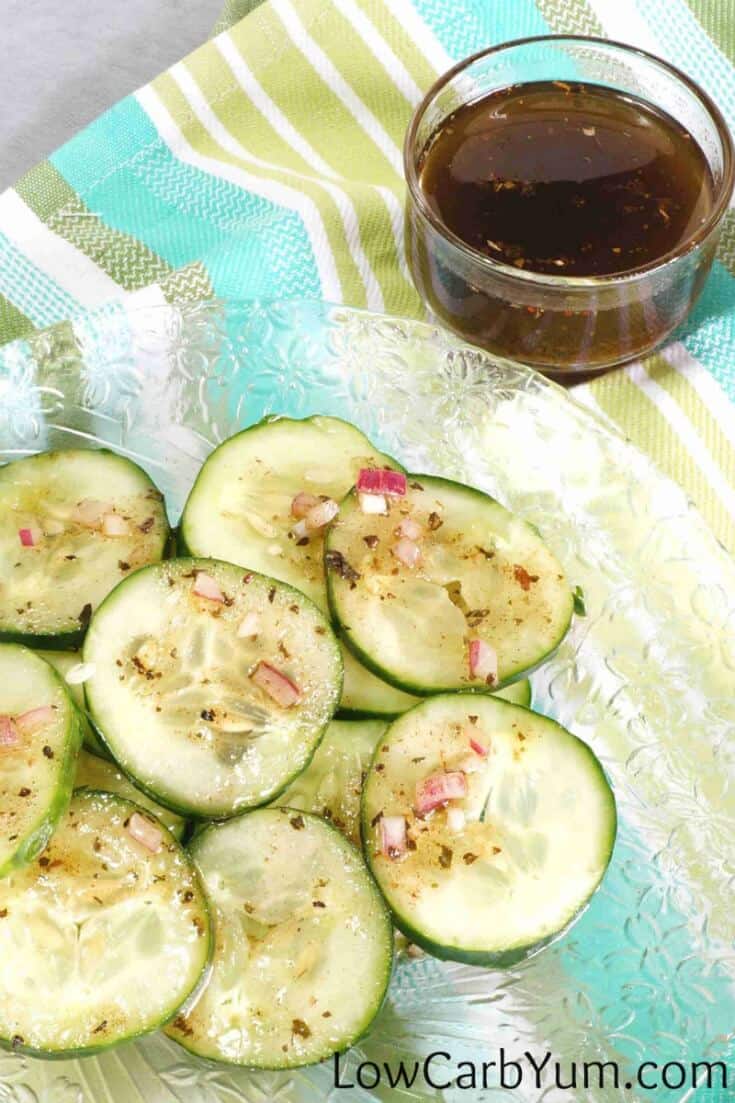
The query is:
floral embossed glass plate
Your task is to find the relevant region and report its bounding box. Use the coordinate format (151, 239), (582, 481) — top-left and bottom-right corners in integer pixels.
(0, 299), (732, 1103)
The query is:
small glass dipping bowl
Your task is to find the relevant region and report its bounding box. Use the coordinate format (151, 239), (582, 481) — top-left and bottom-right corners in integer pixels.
(404, 36), (734, 376)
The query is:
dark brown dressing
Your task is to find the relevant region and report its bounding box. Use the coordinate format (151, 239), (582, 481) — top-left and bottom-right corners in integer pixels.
(419, 81), (714, 278)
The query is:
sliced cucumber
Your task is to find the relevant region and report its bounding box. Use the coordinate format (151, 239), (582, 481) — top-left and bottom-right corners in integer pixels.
(83, 558), (342, 818)
(166, 807), (393, 1068)
(179, 416), (403, 713)
(0, 789), (210, 1057)
(180, 415), (400, 610)
(42, 650), (108, 757)
(496, 679), (532, 708)
(75, 750), (187, 841)
(340, 644), (531, 716)
(272, 718), (387, 845)
(0, 644), (82, 878)
(326, 475), (573, 694)
(362, 694), (616, 966)
(0, 449), (169, 649)
(339, 645), (420, 718)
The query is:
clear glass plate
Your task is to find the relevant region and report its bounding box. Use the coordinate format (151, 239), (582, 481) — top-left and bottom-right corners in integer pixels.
(0, 299), (732, 1103)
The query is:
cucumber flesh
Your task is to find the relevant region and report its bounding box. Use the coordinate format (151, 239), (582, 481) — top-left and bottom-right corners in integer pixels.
(272, 718), (387, 845)
(362, 694), (616, 966)
(0, 790), (211, 1057)
(0, 449), (169, 648)
(166, 808), (393, 1068)
(41, 650), (108, 757)
(0, 644), (82, 877)
(340, 643), (531, 716)
(327, 475), (573, 693)
(83, 559), (342, 818)
(180, 416), (399, 611)
(75, 750), (187, 840)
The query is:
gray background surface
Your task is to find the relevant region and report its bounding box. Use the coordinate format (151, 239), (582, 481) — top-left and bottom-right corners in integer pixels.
(1, 0), (221, 191)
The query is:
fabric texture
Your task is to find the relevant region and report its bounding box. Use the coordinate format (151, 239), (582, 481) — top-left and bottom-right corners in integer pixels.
(2, 0), (735, 552)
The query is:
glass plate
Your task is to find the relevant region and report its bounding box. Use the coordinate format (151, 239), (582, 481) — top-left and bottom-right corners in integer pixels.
(0, 299), (732, 1103)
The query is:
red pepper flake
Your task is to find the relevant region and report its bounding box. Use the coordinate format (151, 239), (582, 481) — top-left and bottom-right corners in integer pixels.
(325, 550), (361, 583)
(513, 565), (539, 591)
(438, 845), (453, 869)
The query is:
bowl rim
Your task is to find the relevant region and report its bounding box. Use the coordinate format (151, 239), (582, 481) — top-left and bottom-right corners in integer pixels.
(403, 33), (735, 290)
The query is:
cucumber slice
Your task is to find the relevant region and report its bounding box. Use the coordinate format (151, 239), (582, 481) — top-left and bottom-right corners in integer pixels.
(42, 650), (108, 757)
(180, 416), (400, 611)
(83, 558), (342, 818)
(362, 694), (616, 966)
(340, 644), (531, 716)
(75, 750), (187, 840)
(0, 644), (82, 878)
(339, 645), (420, 718)
(179, 416), (403, 714)
(272, 718), (387, 845)
(0, 449), (169, 649)
(326, 475), (573, 693)
(166, 808), (393, 1068)
(0, 790), (211, 1057)
(496, 679), (532, 708)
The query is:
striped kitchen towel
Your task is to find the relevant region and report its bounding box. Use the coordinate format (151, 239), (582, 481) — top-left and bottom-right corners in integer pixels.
(1, 0), (735, 551)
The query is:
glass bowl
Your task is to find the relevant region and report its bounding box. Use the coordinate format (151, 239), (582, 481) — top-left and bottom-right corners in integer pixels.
(404, 35), (734, 377)
(0, 298), (734, 1102)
